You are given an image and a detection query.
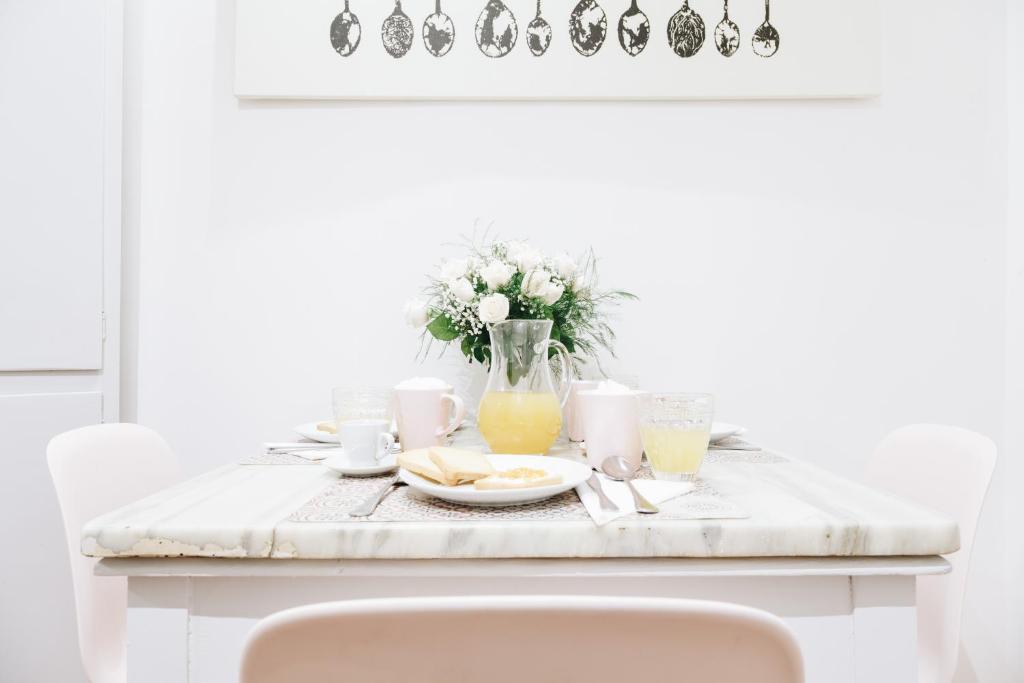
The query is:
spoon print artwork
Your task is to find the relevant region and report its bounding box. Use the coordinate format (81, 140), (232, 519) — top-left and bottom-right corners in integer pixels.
(381, 0), (414, 58)
(667, 0), (705, 58)
(476, 0), (518, 58)
(329, 0), (361, 57)
(569, 0), (607, 57)
(617, 0), (650, 56)
(423, 0), (455, 57)
(752, 0), (780, 57)
(714, 0), (740, 56)
(526, 0), (553, 56)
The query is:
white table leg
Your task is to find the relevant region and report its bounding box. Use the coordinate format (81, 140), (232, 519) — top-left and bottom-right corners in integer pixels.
(126, 577), (189, 683)
(852, 576), (918, 682)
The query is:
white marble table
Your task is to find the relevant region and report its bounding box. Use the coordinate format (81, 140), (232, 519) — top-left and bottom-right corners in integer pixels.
(84, 447), (958, 683)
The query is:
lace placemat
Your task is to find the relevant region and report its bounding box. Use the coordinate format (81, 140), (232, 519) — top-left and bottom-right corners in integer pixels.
(287, 466), (747, 524)
(240, 451), (325, 465)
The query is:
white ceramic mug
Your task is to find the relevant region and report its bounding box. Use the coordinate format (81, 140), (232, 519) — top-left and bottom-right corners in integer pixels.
(578, 390), (645, 470)
(339, 419), (395, 466)
(394, 378), (467, 451)
(565, 380), (600, 442)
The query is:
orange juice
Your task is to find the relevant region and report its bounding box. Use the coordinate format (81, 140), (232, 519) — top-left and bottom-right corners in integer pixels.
(640, 424), (711, 480)
(478, 391), (563, 454)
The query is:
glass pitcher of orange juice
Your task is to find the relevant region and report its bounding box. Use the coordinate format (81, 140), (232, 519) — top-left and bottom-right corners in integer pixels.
(477, 319), (571, 454)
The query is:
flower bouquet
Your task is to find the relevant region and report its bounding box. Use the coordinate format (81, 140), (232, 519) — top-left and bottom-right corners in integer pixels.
(405, 238), (636, 369)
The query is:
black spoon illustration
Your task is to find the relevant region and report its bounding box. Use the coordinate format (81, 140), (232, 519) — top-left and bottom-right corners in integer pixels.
(570, 0), (607, 57)
(617, 0), (650, 56)
(329, 0), (362, 57)
(476, 0), (518, 57)
(667, 0), (705, 58)
(423, 0), (455, 57)
(381, 0), (414, 58)
(714, 0), (740, 56)
(752, 0), (779, 57)
(526, 0), (553, 56)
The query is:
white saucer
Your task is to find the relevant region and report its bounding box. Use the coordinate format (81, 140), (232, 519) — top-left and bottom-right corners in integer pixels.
(323, 451), (397, 477)
(294, 421), (339, 444)
(710, 422), (747, 442)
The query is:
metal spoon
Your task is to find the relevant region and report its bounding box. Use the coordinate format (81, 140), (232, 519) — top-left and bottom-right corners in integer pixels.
(475, 0), (518, 58)
(751, 0), (779, 57)
(381, 0), (414, 58)
(617, 0), (650, 57)
(601, 456), (659, 514)
(423, 0), (455, 57)
(329, 0), (362, 57)
(526, 0), (552, 56)
(714, 0), (740, 57)
(569, 0), (608, 57)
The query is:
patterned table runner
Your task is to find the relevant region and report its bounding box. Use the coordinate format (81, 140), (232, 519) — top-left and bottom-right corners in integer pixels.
(287, 465), (748, 523)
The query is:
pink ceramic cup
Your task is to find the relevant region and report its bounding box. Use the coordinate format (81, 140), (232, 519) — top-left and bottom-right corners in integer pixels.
(394, 379), (467, 451)
(578, 390), (645, 471)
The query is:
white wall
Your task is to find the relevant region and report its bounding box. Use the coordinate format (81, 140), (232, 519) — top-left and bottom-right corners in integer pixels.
(123, 0), (1015, 679)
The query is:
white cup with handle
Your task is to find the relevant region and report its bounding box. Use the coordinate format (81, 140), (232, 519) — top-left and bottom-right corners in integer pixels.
(394, 377), (467, 451)
(339, 419), (395, 466)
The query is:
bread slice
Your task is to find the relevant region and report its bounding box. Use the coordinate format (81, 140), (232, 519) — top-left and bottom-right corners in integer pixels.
(398, 448), (445, 483)
(474, 468), (563, 490)
(428, 447), (495, 486)
(316, 420), (337, 434)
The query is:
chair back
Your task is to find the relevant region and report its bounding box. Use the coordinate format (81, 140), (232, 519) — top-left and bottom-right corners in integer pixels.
(866, 424), (996, 683)
(240, 595), (804, 683)
(47, 423), (180, 683)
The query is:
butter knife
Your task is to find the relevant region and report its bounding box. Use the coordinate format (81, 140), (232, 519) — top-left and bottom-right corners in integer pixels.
(349, 476), (406, 517)
(587, 472), (619, 512)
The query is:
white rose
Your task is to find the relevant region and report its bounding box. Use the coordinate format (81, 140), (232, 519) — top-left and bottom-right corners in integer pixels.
(514, 248), (543, 272)
(522, 269), (553, 298)
(503, 240), (527, 259)
(438, 258), (469, 281)
(480, 260), (514, 290)
(553, 254), (578, 279)
(477, 293), (510, 324)
(403, 299), (431, 328)
(543, 281), (565, 305)
(449, 277), (476, 303)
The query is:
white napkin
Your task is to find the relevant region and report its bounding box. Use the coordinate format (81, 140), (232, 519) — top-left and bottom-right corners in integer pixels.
(575, 473), (693, 526)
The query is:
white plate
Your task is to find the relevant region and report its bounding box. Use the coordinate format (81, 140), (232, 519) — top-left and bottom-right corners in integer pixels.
(294, 421), (339, 444)
(323, 451), (397, 477)
(710, 422), (746, 442)
(400, 454), (591, 507)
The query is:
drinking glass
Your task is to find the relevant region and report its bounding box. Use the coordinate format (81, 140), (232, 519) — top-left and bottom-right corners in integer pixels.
(638, 393), (714, 481)
(331, 387), (393, 428)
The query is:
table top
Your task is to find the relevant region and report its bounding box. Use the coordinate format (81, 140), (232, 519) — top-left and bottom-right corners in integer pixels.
(81, 442), (959, 561)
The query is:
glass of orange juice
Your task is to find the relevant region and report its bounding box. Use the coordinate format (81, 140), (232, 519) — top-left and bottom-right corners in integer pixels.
(639, 393), (714, 481)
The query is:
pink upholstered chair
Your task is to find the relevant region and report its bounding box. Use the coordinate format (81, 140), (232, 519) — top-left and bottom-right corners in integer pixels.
(240, 595), (804, 683)
(866, 424), (996, 683)
(47, 424), (181, 683)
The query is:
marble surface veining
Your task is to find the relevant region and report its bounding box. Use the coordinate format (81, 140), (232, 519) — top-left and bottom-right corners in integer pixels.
(81, 446), (959, 560)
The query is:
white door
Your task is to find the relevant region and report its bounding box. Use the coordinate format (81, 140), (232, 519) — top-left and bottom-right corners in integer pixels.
(0, 0), (122, 680)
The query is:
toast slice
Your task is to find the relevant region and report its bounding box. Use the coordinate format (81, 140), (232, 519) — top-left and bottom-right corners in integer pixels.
(316, 420), (337, 434)
(398, 448), (445, 483)
(474, 467), (563, 490)
(428, 447), (495, 486)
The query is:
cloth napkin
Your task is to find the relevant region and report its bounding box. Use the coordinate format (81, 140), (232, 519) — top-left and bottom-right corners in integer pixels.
(575, 473), (693, 526)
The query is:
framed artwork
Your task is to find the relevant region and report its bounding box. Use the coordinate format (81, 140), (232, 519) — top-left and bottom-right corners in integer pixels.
(235, 0), (880, 100)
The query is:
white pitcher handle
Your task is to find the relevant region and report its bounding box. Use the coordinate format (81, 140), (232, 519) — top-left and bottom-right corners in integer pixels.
(546, 339), (573, 409)
(436, 393), (466, 438)
(376, 432), (395, 461)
